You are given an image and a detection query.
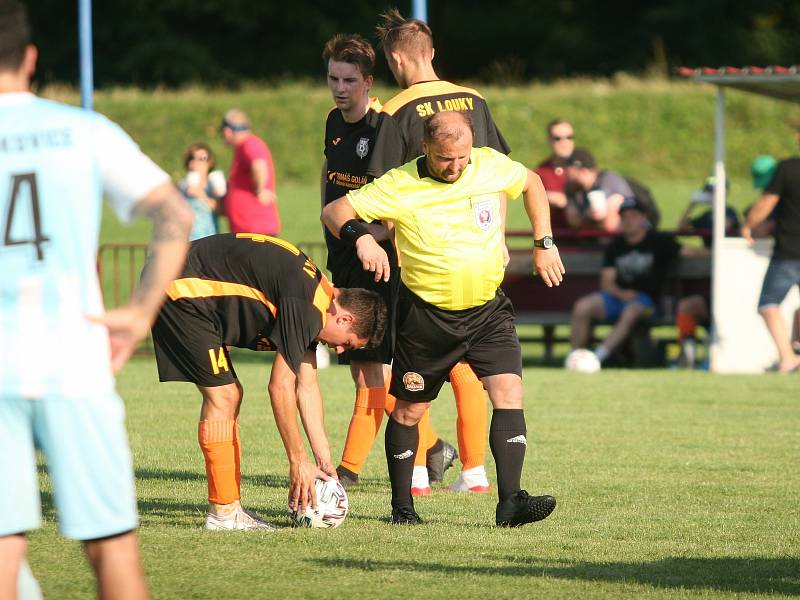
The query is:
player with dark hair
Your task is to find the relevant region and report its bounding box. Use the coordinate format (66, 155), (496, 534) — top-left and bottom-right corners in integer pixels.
(364, 7), (515, 495)
(0, 1), (193, 597)
(320, 34), (400, 488)
(150, 233), (387, 530)
(323, 110), (563, 527)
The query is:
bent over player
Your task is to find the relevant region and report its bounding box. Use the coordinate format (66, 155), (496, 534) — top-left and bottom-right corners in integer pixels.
(150, 233), (387, 530)
(323, 111), (564, 526)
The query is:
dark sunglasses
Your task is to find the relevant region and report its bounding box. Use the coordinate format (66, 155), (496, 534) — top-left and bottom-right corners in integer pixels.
(550, 135), (574, 141)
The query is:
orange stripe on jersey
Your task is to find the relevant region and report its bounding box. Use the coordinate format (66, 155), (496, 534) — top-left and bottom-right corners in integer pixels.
(166, 278), (278, 317)
(380, 81), (484, 116)
(312, 274), (334, 325)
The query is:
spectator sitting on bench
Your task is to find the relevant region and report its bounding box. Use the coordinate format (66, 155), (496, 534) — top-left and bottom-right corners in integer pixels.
(568, 197), (681, 370)
(564, 148), (633, 232)
(534, 118), (575, 229)
(673, 176), (740, 368)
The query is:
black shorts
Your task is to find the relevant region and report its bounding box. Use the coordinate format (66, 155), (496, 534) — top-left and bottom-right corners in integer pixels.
(152, 300), (239, 387)
(390, 285), (522, 403)
(331, 255), (399, 365)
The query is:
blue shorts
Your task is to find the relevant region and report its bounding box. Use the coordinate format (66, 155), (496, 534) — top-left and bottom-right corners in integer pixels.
(758, 257), (800, 309)
(599, 290), (656, 322)
(0, 393), (138, 541)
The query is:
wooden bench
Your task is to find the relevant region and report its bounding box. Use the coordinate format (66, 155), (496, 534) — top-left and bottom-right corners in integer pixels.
(502, 230), (712, 364)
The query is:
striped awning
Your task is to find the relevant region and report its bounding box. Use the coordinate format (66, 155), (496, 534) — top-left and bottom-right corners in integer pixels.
(678, 66), (800, 103)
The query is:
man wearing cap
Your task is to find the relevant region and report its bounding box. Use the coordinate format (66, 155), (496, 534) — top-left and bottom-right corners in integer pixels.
(744, 155), (779, 239)
(742, 141), (800, 374)
(220, 109), (281, 235)
(534, 118), (575, 229)
(564, 148), (634, 232)
(569, 197), (681, 369)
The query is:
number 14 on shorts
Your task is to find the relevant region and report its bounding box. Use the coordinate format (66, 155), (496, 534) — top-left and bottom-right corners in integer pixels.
(208, 347), (230, 375)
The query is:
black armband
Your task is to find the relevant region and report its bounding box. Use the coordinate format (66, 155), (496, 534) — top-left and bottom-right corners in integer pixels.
(340, 219), (370, 245)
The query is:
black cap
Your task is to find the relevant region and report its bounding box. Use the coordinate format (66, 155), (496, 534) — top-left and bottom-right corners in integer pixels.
(567, 148), (596, 169)
(619, 196), (645, 214)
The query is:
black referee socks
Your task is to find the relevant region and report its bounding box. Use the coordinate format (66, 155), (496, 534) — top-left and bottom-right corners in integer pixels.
(489, 408), (527, 502)
(385, 416), (419, 509)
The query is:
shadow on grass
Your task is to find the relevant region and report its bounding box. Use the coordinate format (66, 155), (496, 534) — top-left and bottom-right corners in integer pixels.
(308, 556), (800, 595)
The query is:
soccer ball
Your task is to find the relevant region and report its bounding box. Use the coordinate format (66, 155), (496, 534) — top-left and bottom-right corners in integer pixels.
(564, 348), (601, 373)
(289, 478), (349, 528)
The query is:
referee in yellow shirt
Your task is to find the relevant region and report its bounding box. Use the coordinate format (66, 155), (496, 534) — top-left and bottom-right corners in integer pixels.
(323, 110), (565, 526)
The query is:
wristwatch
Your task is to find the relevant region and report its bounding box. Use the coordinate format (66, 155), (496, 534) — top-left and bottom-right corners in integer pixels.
(533, 235), (554, 249)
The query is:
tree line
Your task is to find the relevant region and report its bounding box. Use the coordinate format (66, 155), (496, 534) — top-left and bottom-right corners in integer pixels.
(26, 0), (800, 88)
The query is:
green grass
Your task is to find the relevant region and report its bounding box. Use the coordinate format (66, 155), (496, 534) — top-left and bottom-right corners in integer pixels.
(27, 357), (800, 599)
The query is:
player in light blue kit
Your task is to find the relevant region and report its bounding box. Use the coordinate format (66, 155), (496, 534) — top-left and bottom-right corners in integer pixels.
(0, 2), (193, 598)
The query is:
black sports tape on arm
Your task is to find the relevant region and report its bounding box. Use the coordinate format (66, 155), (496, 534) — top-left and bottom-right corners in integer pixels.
(340, 219), (370, 245)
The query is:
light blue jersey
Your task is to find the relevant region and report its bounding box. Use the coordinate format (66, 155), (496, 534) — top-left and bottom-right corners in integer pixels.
(0, 92), (169, 541)
(0, 93), (168, 398)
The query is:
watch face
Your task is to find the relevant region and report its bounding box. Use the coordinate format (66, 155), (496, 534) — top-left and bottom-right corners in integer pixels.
(543, 236), (554, 249)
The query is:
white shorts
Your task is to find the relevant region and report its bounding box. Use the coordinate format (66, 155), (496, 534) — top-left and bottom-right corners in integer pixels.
(0, 393), (138, 540)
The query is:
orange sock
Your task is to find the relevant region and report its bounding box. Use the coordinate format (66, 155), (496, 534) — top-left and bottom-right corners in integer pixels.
(233, 420), (241, 490)
(198, 419), (239, 505)
(384, 393), (396, 416)
(414, 409), (438, 467)
(340, 387), (387, 474)
(677, 313), (697, 342)
(450, 362), (487, 470)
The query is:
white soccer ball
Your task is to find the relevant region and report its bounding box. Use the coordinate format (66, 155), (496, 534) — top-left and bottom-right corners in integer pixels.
(564, 348), (601, 373)
(289, 478), (349, 528)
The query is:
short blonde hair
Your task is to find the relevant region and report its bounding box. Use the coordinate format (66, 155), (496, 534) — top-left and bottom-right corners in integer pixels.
(375, 8), (433, 57)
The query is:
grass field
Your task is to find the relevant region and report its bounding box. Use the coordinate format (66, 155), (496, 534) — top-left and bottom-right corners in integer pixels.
(27, 356), (799, 599)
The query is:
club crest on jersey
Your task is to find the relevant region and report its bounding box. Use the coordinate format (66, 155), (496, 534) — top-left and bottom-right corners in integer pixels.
(474, 200), (493, 231)
(355, 137), (370, 159)
(402, 372), (424, 392)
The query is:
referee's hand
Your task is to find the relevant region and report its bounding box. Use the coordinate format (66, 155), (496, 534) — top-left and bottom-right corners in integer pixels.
(533, 245), (566, 287)
(355, 235), (391, 282)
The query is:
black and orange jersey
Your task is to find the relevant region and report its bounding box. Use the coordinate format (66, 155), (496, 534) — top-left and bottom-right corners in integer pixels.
(366, 80), (511, 178)
(164, 233), (333, 374)
(323, 104), (395, 274)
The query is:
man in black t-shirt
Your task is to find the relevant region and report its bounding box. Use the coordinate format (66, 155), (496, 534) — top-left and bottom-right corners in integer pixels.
(320, 34), (402, 489)
(743, 142), (800, 374)
(150, 233), (387, 529)
(569, 197), (681, 369)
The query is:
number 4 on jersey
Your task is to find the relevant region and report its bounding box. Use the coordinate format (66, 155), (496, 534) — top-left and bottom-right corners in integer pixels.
(4, 172), (49, 261)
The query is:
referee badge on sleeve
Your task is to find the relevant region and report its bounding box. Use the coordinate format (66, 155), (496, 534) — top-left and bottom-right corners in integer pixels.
(473, 200), (493, 231)
(402, 372), (425, 392)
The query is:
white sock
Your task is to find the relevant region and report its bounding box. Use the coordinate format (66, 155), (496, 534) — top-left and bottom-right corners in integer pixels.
(461, 465), (489, 487)
(594, 345), (610, 363)
(411, 465), (430, 488)
(18, 560), (43, 600)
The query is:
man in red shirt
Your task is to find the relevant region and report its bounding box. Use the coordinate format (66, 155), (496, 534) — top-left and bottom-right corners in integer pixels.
(534, 118), (575, 229)
(220, 109), (281, 235)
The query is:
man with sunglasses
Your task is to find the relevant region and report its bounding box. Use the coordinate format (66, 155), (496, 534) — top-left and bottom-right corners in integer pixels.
(220, 110), (281, 236)
(535, 119), (575, 228)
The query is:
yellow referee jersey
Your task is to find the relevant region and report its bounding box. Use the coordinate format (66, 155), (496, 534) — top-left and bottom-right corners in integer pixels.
(347, 146), (527, 310)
